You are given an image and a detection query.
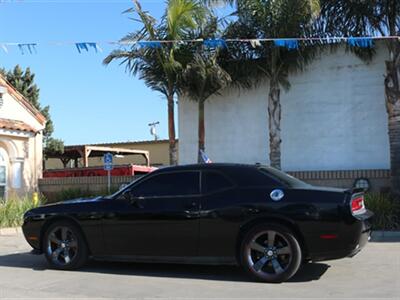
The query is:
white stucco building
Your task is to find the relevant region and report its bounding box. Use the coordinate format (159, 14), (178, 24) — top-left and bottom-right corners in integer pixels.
(179, 44), (390, 175)
(0, 75), (46, 199)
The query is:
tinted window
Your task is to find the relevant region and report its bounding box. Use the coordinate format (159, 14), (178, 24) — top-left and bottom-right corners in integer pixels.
(132, 172), (200, 197)
(258, 167), (309, 188)
(224, 167), (279, 187)
(202, 171), (233, 193)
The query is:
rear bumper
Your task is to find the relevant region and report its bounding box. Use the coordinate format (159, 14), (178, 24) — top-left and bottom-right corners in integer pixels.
(309, 213), (372, 262)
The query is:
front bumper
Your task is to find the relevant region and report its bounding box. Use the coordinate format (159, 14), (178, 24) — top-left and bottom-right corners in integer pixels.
(22, 220), (43, 251)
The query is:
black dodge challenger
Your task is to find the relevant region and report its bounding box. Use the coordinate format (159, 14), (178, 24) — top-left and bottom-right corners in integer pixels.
(22, 164), (373, 282)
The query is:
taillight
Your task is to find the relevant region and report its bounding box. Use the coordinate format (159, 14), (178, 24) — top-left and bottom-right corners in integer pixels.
(350, 194), (366, 216)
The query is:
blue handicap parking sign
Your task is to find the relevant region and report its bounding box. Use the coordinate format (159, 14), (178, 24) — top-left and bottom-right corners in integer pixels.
(104, 153), (113, 164)
(104, 163), (113, 171)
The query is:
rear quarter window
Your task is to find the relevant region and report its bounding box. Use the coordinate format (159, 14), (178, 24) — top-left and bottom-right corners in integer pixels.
(223, 167), (280, 187)
(202, 171), (234, 194)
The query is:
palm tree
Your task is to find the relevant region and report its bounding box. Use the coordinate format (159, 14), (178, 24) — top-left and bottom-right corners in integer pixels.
(319, 1), (400, 194)
(104, 0), (207, 165)
(220, 0), (320, 170)
(180, 51), (232, 162)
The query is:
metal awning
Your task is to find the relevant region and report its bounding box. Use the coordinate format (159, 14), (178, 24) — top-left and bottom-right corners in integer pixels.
(45, 145), (150, 168)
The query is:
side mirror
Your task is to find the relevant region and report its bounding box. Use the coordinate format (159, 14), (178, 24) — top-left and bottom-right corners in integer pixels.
(119, 183), (128, 191)
(118, 190), (145, 208)
(128, 195), (145, 208)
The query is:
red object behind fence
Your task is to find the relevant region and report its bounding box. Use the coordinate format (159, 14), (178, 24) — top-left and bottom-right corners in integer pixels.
(43, 164), (157, 178)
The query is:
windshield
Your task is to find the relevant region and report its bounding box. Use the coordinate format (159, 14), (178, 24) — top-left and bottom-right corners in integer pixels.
(104, 175), (144, 199)
(258, 166), (310, 188)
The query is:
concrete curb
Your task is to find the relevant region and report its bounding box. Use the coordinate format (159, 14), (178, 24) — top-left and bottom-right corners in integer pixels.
(0, 227), (22, 236)
(370, 230), (400, 242)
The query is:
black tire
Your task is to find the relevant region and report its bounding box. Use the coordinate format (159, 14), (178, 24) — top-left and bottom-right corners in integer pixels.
(43, 220), (88, 270)
(240, 223), (302, 283)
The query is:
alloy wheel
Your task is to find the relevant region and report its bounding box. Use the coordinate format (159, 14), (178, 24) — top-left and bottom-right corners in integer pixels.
(245, 230), (292, 277)
(46, 226), (78, 266)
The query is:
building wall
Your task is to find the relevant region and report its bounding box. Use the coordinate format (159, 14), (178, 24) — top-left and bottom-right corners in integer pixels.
(1, 92), (44, 132)
(0, 91), (44, 197)
(179, 44), (390, 172)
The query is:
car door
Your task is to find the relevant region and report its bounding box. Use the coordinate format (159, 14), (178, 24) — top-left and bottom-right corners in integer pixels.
(102, 170), (201, 258)
(198, 168), (285, 259)
(198, 170), (238, 258)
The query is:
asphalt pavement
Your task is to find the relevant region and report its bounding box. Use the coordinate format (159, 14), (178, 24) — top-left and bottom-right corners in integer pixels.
(0, 233), (398, 299)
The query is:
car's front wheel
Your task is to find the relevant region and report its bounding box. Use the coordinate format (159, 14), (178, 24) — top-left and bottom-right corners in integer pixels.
(43, 221), (88, 270)
(240, 223), (302, 283)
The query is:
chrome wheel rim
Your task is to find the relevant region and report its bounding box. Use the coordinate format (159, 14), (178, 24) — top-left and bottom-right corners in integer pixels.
(245, 230), (292, 278)
(46, 226), (78, 266)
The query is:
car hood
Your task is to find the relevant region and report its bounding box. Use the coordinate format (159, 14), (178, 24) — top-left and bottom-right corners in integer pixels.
(24, 196), (104, 218)
(43, 196), (103, 207)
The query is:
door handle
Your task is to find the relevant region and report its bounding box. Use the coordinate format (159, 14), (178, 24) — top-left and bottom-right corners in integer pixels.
(129, 197), (145, 208)
(185, 201), (198, 210)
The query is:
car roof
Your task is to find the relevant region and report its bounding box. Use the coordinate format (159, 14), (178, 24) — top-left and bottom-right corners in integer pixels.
(154, 163), (260, 173)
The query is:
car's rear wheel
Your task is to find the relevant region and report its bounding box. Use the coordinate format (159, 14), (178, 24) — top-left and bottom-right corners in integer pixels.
(43, 221), (88, 270)
(240, 223), (302, 283)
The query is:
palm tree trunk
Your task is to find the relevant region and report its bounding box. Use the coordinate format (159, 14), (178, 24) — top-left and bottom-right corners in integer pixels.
(197, 100), (205, 163)
(385, 39), (400, 196)
(167, 94), (178, 165)
(268, 80), (282, 170)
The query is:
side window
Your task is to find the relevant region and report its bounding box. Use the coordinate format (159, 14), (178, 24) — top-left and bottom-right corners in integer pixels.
(224, 168), (280, 187)
(202, 171), (233, 194)
(132, 172), (200, 197)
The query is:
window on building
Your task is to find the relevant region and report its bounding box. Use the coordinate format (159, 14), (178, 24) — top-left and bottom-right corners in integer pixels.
(0, 150), (6, 200)
(11, 162), (22, 189)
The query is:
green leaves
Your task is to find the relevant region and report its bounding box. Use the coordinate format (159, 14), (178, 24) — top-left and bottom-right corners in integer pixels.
(221, 0), (321, 91)
(181, 51), (231, 103)
(167, 0), (207, 40)
(104, 0), (210, 98)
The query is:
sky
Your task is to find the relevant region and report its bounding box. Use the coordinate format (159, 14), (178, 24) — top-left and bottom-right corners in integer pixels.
(0, 0), (229, 145)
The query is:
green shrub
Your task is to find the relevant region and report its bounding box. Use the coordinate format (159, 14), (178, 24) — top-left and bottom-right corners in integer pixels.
(0, 195), (44, 228)
(365, 193), (400, 230)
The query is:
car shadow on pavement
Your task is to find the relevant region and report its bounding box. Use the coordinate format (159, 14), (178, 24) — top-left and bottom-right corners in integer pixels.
(0, 252), (330, 283)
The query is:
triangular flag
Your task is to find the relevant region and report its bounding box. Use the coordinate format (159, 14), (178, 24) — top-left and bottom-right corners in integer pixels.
(250, 39), (261, 48)
(1, 45), (8, 53)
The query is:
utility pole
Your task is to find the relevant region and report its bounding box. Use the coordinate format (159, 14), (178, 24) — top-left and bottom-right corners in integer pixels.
(148, 121), (160, 141)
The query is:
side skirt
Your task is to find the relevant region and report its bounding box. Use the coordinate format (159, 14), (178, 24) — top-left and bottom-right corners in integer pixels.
(92, 255), (238, 266)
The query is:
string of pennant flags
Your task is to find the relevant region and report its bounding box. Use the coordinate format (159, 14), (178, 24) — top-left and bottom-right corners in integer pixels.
(0, 36), (399, 55)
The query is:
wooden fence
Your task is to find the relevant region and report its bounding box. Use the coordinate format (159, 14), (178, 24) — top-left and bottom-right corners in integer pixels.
(38, 169), (390, 201)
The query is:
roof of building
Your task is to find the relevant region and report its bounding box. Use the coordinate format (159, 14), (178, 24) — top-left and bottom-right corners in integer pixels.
(0, 74), (46, 126)
(62, 139), (174, 148)
(0, 118), (38, 133)
(91, 139), (172, 146)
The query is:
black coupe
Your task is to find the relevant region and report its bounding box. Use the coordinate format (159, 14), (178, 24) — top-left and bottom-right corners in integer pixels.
(22, 164), (373, 282)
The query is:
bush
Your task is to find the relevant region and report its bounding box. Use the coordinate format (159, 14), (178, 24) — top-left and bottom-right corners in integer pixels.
(0, 195), (44, 228)
(365, 193), (400, 230)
